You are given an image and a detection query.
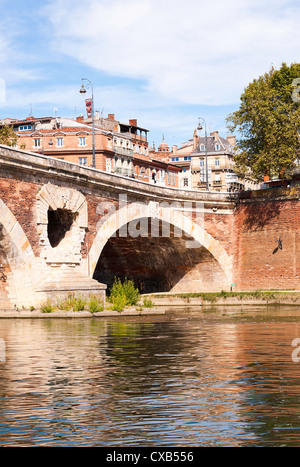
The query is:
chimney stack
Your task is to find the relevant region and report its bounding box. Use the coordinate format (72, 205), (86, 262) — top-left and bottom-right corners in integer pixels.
(210, 131), (219, 141)
(129, 119), (137, 126)
(227, 135), (236, 147)
(108, 114), (115, 121)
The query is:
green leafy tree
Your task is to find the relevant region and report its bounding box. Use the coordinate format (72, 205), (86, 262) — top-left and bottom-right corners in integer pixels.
(0, 125), (17, 147)
(226, 62), (300, 182)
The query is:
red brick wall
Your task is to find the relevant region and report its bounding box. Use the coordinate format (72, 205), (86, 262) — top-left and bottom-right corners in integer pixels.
(233, 199), (300, 290)
(0, 177), (41, 255)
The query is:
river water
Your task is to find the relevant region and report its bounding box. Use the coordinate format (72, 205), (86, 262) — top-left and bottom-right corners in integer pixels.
(1, 306), (300, 447)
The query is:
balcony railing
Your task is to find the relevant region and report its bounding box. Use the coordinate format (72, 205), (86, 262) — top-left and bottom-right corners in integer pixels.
(114, 167), (135, 177)
(113, 146), (134, 157)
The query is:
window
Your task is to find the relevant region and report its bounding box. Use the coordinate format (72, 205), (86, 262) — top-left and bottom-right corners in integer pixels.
(19, 125), (32, 131)
(215, 144), (220, 150)
(172, 157), (179, 162)
(200, 144), (205, 151)
(56, 138), (63, 147)
(34, 138), (41, 147)
(172, 173), (175, 185)
(215, 158), (220, 167)
(184, 156), (191, 161)
(200, 158), (205, 167)
(79, 157), (87, 166)
(183, 178), (189, 187)
(215, 173), (221, 182)
(79, 137), (86, 146)
(168, 172), (171, 184)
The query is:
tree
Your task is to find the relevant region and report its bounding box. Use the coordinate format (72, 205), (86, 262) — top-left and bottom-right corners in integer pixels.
(0, 125), (17, 147)
(226, 62), (300, 182)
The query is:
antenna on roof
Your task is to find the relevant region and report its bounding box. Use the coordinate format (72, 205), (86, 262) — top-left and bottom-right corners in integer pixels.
(29, 104), (33, 116)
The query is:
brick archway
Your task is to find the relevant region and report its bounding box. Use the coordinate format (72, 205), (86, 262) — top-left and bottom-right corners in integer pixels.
(89, 201), (233, 289)
(0, 198), (35, 306)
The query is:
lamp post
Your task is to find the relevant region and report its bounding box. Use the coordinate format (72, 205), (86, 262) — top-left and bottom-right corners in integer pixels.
(197, 117), (209, 191)
(79, 78), (95, 168)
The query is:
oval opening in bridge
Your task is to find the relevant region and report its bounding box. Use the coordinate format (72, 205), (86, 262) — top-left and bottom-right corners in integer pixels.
(47, 208), (76, 248)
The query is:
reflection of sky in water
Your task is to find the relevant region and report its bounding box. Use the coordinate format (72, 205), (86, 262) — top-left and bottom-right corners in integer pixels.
(1, 309), (300, 446)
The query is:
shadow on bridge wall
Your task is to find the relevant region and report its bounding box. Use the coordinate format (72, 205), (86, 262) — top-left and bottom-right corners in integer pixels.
(237, 199), (282, 231)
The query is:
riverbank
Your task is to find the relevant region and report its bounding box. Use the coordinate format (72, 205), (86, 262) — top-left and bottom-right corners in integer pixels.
(145, 290), (300, 308)
(0, 307), (165, 318)
(1, 290), (300, 318)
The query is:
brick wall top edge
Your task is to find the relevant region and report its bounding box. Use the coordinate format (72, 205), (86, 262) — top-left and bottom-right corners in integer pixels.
(0, 145), (236, 206)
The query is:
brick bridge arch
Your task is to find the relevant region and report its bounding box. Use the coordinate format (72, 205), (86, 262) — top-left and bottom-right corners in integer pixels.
(0, 198), (35, 307)
(89, 201), (233, 292)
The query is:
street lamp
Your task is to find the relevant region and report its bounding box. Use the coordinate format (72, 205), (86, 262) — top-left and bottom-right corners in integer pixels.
(79, 78), (95, 168)
(197, 117), (209, 191)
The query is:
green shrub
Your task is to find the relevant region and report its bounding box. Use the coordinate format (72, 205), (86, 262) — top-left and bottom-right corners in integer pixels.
(56, 296), (72, 311)
(109, 277), (140, 308)
(71, 294), (86, 311)
(111, 294), (127, 312)
(88, 296), (104, 313)
(143, 297), (154, 308)
(40, 299), (55, 313)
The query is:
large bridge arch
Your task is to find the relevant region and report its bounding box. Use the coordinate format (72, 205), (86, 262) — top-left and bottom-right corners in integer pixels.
(89, 201), (233, 293)
(0, 198), (36, 307)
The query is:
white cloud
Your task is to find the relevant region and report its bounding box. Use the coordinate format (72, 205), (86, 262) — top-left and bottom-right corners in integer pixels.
(44, 0), (300, 106)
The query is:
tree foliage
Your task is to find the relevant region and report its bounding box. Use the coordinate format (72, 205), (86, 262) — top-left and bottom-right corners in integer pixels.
(226, 62), (300, 182)
(0, 125), (17, 147)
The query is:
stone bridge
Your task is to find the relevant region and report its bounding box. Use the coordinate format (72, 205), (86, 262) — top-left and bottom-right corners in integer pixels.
(0, 145), (299, 309)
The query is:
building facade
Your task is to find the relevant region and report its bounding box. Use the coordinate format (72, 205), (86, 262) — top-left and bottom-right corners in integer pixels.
(1, 114), (180, 188)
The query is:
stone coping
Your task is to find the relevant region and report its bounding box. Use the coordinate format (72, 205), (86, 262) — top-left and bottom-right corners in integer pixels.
(0, 144), (236, 206)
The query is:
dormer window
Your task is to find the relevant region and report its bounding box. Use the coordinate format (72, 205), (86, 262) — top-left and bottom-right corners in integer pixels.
(200, 144), (205, 151)
(215, 144), (220, 151)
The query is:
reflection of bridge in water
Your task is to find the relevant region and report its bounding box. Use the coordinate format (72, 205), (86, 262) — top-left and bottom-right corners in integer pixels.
(0, 144), (298, 309)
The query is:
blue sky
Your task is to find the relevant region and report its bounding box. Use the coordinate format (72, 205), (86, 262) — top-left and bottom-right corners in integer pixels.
(0, 0), (299, 148)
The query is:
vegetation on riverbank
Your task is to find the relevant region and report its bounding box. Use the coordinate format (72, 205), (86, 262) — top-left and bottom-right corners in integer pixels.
(37, 286), (300, 314)
(39, 278), (155, 314)
(145, 289), (300, 303)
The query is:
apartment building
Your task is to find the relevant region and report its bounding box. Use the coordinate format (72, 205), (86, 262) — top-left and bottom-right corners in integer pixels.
(6, 116), (114, 170)
(83, 114), (180, 187)
(164, 128), (258, 192)
(1, 113), (180, 188)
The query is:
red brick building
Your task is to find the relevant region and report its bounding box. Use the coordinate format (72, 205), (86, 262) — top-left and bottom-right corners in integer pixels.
(1, 114), (180, 187)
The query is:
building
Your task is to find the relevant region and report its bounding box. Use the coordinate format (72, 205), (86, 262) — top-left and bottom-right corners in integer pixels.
(164, 128), (258, 192)
(5, 116), (114, 170)
(82, 114), (180, 187)
(1, 113), (180, 188)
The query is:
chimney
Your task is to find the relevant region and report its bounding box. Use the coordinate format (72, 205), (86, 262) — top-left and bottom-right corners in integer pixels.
(77, 115), (84, 123)
(108, 113), (115, 121)
(193, 129), (198, 149)
(172, 145), (177, 155)
(210, 131), (219, 141)
(227, 135), (236, 147)
(129, 119), (137, 126)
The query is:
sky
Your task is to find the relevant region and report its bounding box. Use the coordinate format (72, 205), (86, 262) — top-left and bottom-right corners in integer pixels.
(0, 0), (299, 148)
